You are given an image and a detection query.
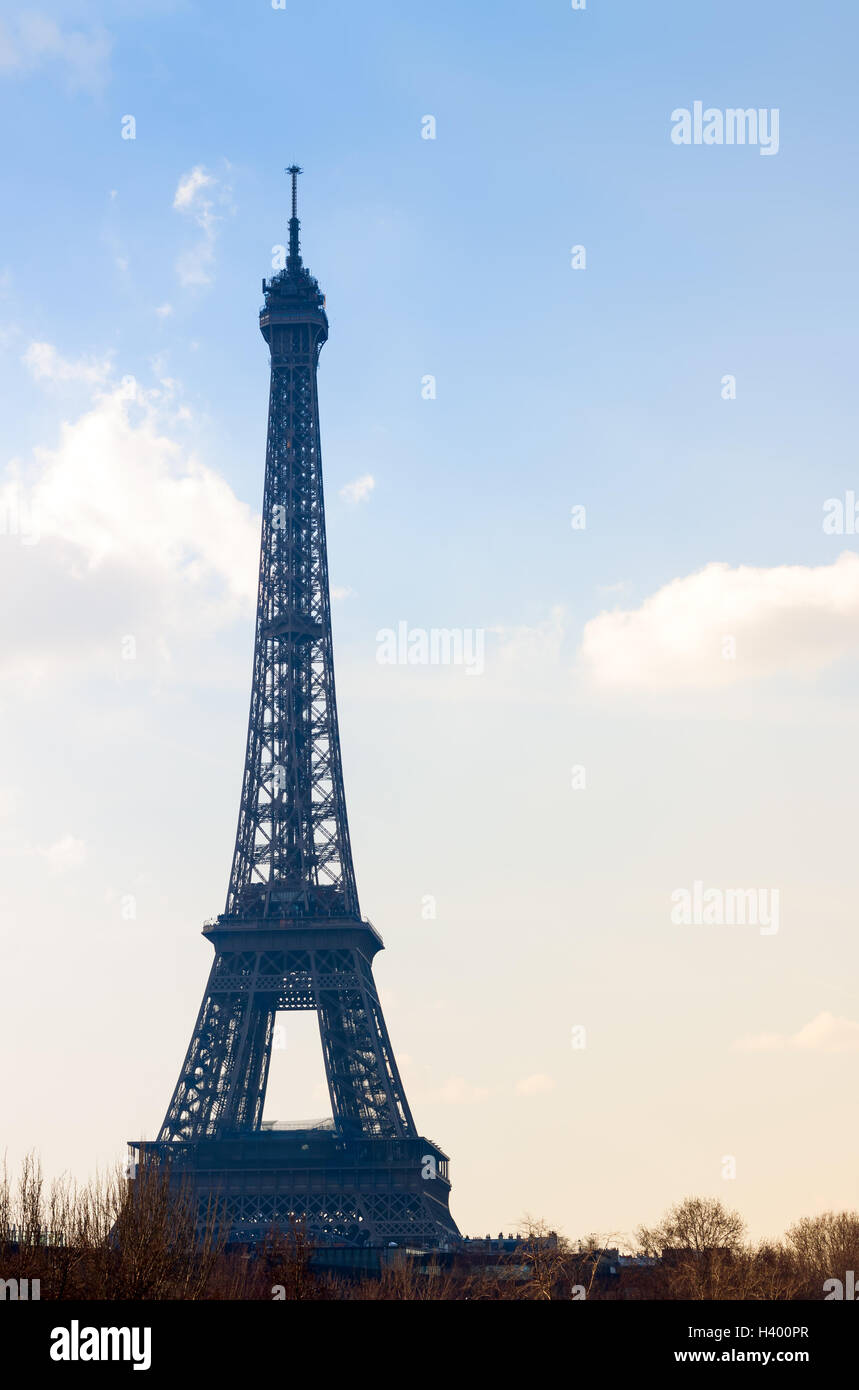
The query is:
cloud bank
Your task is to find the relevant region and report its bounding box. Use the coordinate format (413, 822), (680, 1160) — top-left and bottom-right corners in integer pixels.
(735, 1012), (859, 1054)
(0, 346), (259, 681)
(581, 555), (859, 691)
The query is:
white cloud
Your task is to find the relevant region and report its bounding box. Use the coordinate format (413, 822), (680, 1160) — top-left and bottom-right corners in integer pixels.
(515, 1073), (556, 1096)
(432, 1076), (489, 1105)
(0, 350), (259, 681)
(339, 474), (375, 505)
(23, 341), (112, 385)
(45, 834), (86, 874)
(735, 1011), (859, 1055)
(173, 166), (215, 213)
(154, 304), (173, 318)
(172, 165), (232, 288)
(581, 554), (859, 691)
(0, 832), (86, 874)
(0, 13), (111, 92)
(330, 586), (353, 600)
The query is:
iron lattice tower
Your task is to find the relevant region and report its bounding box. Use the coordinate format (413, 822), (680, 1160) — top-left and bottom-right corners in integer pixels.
(131, 169), (458, 1247)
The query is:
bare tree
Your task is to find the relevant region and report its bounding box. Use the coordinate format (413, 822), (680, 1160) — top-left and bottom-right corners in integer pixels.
(636, 1196), (747, 1300)
(514, 1217), (571, 1300)
(261, 1219), (318, 1301)
(637, 1195), (746, 1255)
(16, 1150), (45, 1249)
(786, 1210), (859, 1298)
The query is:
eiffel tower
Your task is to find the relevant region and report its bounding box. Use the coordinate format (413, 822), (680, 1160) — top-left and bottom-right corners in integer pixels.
(131, 168), (459, 1247)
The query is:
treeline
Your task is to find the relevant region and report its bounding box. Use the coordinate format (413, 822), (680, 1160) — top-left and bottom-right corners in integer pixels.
(1, 1157), (856, 1300)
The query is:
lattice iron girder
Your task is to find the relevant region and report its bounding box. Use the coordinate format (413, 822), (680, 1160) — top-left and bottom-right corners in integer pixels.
(226, 343), (358, 917)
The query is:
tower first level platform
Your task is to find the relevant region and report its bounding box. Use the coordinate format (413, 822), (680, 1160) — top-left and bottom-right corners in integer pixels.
(130, 1130), (458, 1247)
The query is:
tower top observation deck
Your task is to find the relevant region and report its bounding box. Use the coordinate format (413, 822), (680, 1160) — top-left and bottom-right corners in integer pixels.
(260, 165), (327, 336)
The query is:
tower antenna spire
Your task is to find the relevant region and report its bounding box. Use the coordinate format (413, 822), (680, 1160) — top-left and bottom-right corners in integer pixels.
(286, 163), (302, 269)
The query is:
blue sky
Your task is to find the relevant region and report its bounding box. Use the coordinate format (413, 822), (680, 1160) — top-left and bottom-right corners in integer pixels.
(4, 0), (858, 613)
(2, 0), (859, 1242)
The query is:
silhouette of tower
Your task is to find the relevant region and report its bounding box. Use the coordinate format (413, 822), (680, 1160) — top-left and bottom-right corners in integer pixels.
(131, 168), (458, 1246)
